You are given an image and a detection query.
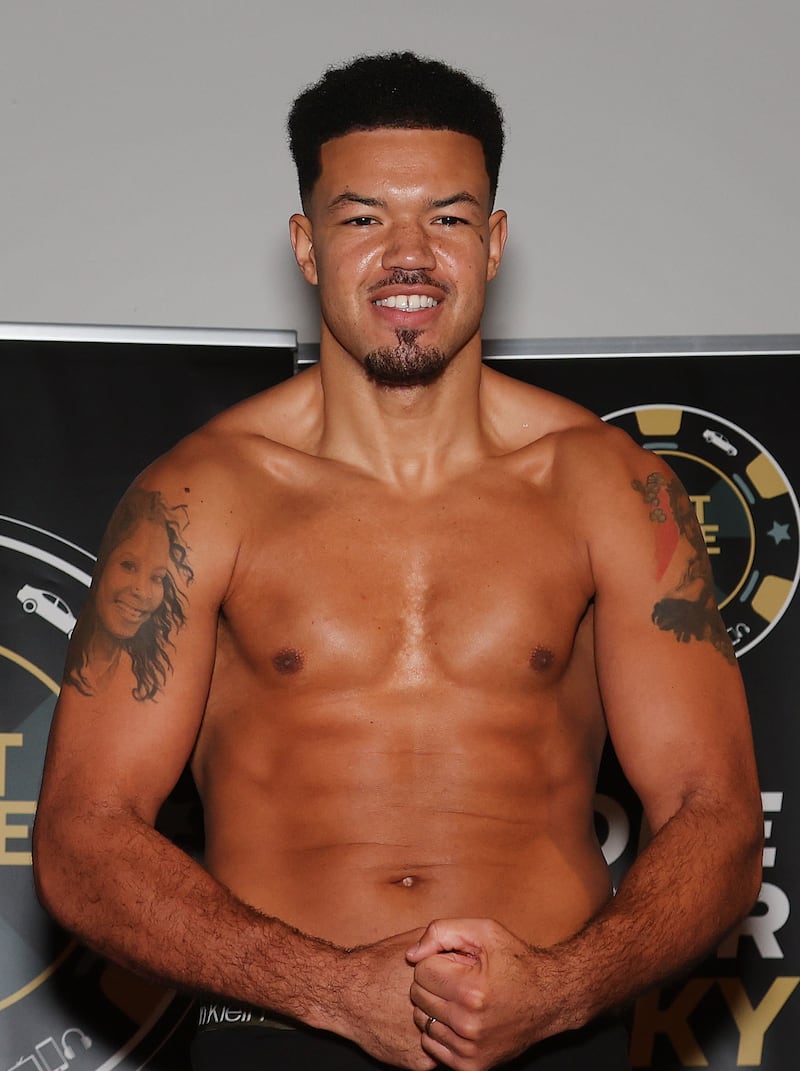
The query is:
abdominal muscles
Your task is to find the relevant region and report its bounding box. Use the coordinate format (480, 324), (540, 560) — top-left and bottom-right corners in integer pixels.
(197, 681), (612, 948)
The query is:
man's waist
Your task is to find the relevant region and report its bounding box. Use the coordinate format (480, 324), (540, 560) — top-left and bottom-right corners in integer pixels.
(209, 849), (613, 949)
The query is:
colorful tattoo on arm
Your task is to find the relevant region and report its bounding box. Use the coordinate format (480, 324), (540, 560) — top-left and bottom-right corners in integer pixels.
(632, 472), (735, 664)
(64, 489), (194, 700)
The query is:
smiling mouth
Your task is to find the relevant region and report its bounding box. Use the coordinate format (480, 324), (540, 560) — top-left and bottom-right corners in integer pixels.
(115, 600), (151, 622)
(373, 294), (439, 310)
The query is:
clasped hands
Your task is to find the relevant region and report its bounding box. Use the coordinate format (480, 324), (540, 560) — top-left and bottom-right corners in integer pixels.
(401, 917), (544, 1071)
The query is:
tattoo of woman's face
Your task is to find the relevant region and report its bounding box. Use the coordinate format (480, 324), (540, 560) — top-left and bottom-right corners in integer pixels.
(632, 472), (735, 664)
(64, 489), (194, 700)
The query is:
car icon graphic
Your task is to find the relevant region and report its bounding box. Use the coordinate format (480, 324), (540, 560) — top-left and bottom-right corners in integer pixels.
(16, 584), (77, 637)
(702, 428), (738, 457)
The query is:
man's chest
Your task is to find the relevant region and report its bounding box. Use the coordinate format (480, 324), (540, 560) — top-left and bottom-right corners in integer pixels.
(219, 474), (593, 690)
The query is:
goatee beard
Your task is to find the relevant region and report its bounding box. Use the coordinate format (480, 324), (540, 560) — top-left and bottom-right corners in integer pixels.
(363, 329), (449, 387)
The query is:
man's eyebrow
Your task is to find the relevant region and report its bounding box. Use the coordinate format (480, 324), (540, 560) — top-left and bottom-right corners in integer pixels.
(327, 193), (386, 211)
(428, 191), (482, 210)
(325, 191), (482, 212)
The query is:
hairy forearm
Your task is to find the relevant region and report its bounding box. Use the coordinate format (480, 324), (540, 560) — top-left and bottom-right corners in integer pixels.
(33, 808), (348, 1031)
(543, 791), (763, 1034)
(403, 798), (762, 1071)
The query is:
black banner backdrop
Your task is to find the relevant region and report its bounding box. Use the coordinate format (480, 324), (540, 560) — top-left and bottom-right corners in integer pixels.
(484, 341), (800, 1070)
(2, 324), (798, 1071)
(0, 325), (295, 1071)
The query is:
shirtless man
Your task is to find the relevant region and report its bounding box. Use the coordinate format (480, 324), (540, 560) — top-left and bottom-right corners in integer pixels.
(32, 51), (763, 1071)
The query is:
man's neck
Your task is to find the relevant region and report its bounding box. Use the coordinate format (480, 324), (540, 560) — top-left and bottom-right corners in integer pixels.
(314, 340), (490, 489)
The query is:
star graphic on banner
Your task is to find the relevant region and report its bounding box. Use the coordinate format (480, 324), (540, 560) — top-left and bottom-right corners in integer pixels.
(767, 521), (791, 545)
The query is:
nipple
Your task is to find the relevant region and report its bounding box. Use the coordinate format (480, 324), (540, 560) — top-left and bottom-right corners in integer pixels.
(529, 646), (555, 672)
(272, 648), (304, 675)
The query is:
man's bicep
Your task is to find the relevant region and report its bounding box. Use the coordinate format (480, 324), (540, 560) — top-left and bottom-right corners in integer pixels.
(591, 454), (757, 832)
(600, 618), (754, 828)
(47, 614), (217, 823)
(43, 478), (227, 822)
(63, 485), (202, 702)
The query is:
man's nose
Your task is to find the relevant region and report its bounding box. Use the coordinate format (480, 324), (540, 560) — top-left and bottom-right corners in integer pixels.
(381, 222), (436, 272)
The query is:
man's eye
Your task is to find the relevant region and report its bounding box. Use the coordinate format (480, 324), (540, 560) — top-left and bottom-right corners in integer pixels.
(436, 216), (468, 227)
(346, 216), (376, 226)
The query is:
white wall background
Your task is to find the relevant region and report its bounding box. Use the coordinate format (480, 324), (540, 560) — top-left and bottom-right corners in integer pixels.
(1, 0), (797, 345)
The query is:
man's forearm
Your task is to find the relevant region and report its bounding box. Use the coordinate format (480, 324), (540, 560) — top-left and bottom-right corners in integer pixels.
(405, 791), (762, 1071)
(33, 809), (347, 1030)
(545, 791), (763, 1033)
(34, 809), (437, 1069)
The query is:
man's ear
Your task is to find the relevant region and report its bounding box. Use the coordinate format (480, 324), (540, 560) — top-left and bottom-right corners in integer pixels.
(289, 214), (317, 284)
(486, 209), (508, 282)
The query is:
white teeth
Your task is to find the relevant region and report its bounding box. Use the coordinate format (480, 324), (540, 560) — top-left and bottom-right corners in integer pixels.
(374, 294), (439, 310)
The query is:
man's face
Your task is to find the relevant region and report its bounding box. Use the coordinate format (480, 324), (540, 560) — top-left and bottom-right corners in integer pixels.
(290, 128), (507, 386)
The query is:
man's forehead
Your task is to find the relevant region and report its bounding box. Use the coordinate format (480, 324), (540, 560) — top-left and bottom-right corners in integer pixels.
(320, 125), (484, 155)
(316, 128), (489, 190)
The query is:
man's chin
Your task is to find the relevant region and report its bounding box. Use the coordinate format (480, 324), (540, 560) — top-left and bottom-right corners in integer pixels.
(364, 365), (448, 389)
(362, 331), (450, 388)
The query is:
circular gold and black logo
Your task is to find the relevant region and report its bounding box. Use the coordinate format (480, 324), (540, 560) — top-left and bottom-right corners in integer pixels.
(0, 515), (191, 1071)
(602, 404), (800, 656)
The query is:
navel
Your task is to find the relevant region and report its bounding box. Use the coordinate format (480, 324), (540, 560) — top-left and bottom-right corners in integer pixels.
(272, 648), (304, 675)
(529, 645), (555, 672)
(392, 875), (418, 889)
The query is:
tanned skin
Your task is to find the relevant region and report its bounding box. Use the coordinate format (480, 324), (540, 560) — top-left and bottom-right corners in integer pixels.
(33, 129), (763, 1071)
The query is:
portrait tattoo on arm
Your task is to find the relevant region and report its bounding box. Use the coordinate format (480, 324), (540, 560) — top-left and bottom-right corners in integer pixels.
(632, 472), (735, 664)
(64, 489), (194, 701)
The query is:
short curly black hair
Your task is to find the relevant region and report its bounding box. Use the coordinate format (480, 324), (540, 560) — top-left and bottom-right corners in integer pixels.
(288, 51), (504, 210)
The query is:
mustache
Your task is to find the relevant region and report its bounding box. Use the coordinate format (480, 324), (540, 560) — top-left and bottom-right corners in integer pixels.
(367, 269), (450, 295)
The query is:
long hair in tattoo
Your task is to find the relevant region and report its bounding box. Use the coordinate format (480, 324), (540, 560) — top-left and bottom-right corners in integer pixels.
(65, 489), (194, 701)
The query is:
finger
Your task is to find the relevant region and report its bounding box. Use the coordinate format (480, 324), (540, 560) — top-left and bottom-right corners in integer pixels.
(411, 956), (480, 1005)
(414, 1009), (477, 1067)
(421, 1032), (476, 1069)
(412, 1003), (448, 1036)
(412, 998), (474, 1047)
(407, 918), (483, 962)
(410, 971), (455, 1010)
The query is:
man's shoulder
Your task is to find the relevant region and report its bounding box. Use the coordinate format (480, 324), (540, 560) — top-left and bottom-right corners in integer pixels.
(203, 365), (321, 447)
(483, 365), (605, 447)
(483, 366), (652, 482)
(139, 369), (323, 499)
(170, 368), (319, 456)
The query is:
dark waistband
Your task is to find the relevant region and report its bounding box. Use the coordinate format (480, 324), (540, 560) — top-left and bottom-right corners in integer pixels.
(196, 1001), (297, 1030)
(192, 1009), (630, 1070)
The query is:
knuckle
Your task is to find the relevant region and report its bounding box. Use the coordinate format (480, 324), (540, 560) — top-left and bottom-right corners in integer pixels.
(464, 986), (487, 1013)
